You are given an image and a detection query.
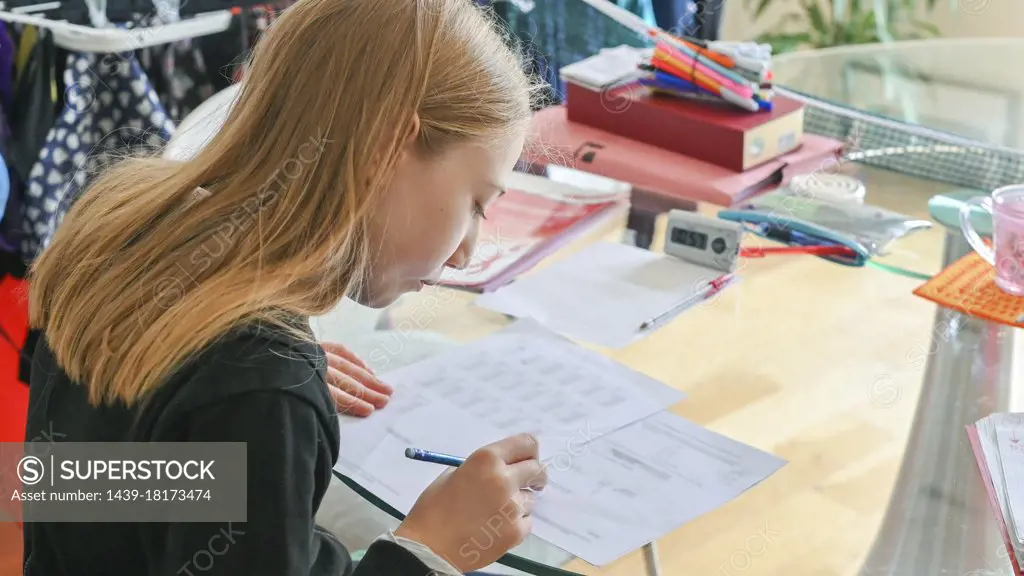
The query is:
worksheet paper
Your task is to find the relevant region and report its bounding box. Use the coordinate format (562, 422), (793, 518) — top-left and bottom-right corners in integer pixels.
(526, 411), (786, 566)
(334, 322), (783, 566)
(474, 241), (730, 348)
(334, 320), (683, 521)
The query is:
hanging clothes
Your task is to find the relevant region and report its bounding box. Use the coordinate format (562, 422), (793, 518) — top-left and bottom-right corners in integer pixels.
(0, 249), (30, 443)
(15, 25), (39, 86)
(231, 5), (287, 83)
(7, 28), (56, 187)
(196, 13), (248, 93)
(487, 0), (653, 106)
(21, 49), (175, 261)
(0, 24), (16, 115)
(138, 14), (217, 124)
(0, 153), (8, 224)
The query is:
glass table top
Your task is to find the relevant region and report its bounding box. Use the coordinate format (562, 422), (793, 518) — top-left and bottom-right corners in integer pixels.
(772, 38), (1024, 150)
(325, 39), (1024, 576)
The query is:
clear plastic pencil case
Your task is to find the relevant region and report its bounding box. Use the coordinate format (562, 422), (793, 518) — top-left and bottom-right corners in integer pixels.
(717, 186), (934, 267)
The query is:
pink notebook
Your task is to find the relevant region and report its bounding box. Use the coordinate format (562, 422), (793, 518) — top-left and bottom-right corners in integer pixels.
(439, 186), (625, 292)
(524, 106), (845, 207)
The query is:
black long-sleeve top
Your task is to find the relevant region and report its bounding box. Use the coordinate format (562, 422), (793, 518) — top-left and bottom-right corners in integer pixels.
(22, 321), (434, 576)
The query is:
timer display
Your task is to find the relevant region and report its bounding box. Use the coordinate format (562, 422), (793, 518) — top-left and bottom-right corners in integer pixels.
(670, 227), (709, 251)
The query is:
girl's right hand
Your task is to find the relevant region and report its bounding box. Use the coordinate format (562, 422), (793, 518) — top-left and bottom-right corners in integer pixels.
(394, 433), (548, 573)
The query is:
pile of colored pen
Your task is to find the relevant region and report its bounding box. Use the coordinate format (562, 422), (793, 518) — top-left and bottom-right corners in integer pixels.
(639, 31), (774, 113)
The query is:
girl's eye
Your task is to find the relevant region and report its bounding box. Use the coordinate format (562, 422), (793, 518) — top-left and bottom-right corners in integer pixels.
(473, 203), (488, 220)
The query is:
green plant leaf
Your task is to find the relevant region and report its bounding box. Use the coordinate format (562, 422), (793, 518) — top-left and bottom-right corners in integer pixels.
(804, 0), (830, 36)
(843, 7), (879, 43)
(910, 19), (942, 36)
(756, 32), (814, 53)
(755, 0), (774, 18)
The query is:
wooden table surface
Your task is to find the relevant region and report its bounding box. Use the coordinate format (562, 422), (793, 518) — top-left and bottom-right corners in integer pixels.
(383, 164), (983, 576)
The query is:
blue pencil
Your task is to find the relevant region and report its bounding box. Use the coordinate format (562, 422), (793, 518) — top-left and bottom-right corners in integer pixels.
(405, 447), (465, 467)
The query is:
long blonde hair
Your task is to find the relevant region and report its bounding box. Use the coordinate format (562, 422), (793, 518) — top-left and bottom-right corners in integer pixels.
(29, 0), (538, 407)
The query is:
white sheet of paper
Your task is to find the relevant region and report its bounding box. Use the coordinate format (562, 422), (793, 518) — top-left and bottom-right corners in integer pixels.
(974, 412), (1024, 563)
(333, 320), (782, 566)
(996, 425), (1024, 544)
(334, 321), (687, 543)
(475, 242), (729, 348)
(530, 411), (786, 566)
(339, 321), (685, 463)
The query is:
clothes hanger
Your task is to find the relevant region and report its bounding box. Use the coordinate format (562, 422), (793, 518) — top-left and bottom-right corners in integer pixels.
(0, 0), (232, 52)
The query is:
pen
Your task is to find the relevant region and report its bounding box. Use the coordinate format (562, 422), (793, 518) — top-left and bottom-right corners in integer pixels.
(639, 273), (734, 331)
(651, 55), (759, 112)
(405, 448), (542, 493)
(757, 224), (831, 246)
(740, 245), (857, 258)
(405, 447), (465, 467)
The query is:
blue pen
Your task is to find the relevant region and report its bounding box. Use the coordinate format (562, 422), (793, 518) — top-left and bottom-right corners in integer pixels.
(758, 224), (833, 246)
(405, 447), (465, 467)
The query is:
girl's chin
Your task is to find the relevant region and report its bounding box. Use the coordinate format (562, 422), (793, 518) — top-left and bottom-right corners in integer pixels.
(353, 277), (436, 309)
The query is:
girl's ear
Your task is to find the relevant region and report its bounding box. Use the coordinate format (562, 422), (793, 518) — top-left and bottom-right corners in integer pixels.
(396, 112), (422, 162)
(405, 112), (421, 144)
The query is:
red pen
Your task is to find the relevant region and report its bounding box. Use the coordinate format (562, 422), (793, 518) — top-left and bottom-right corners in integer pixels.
(740, 245), (857, 258)
(639, 273), (735, 331)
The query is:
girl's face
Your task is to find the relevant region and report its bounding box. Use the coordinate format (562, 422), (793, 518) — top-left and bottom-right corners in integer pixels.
(360, 129), (526, 308)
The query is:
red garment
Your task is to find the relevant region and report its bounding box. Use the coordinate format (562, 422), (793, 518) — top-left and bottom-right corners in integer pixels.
(0, 272), (29, 442)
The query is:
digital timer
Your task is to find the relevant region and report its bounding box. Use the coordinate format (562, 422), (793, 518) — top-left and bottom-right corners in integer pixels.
(664, 210), (744, 272)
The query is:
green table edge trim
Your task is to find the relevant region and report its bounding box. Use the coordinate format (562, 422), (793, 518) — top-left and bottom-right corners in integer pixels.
(333, 470), (585, 576)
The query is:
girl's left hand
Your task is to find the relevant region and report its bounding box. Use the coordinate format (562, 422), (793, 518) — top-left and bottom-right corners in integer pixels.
(321, 342), (394, 417)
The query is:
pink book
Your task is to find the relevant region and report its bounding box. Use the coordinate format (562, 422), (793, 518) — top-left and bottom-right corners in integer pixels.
(524, 106), (845, 207)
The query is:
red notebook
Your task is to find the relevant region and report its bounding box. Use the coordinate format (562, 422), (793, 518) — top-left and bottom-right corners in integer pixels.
(439, 172), (626, 292)
(525, 106), (844, 208)
(565, 81), (806, 172)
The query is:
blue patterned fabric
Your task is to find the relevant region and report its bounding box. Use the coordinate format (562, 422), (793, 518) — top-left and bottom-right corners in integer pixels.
(22, 50), (175, 260)
(653, 0), (699, 36)
(487, 0), (653, 104)
(486, 0), (708, 104)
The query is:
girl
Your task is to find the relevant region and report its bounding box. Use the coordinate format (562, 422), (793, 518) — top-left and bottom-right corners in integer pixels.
(23, 0), (547, 574)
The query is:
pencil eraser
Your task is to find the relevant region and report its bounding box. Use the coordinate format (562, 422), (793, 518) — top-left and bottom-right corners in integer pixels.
(404, 448), (417, 458)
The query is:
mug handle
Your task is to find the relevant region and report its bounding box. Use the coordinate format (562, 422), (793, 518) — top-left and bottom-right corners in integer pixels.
(959, 196), (996, 265)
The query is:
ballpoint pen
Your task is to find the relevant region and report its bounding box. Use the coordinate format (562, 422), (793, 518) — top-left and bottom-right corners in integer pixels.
(638, 273), (735, 331)
(740, 245), (857, 258)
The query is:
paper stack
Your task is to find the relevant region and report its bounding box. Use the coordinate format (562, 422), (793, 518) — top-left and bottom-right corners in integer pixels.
(967, 413), (1024, 575)
(336, 321), (786, 567)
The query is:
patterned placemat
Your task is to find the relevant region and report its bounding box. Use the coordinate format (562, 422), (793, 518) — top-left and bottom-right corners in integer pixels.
(914, 250), (1024, 329)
